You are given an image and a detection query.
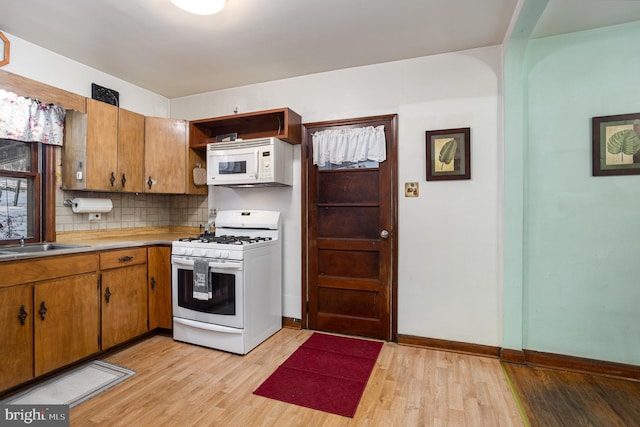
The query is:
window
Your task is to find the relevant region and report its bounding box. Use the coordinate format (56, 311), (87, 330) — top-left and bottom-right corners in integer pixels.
(0, 139), (40, 244)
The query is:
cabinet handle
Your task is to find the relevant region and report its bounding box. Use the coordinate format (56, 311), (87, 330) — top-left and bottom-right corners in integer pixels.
(147, 176), (153, 189)
(151, 277), (156, 291)
(39, 301), (47, 320)
(110, 172), (116, 187)
(118, 255), (133, 263)
(121, 173), (127, 188)
(18, 305), (28, 326)
(105, 287), (112, 303)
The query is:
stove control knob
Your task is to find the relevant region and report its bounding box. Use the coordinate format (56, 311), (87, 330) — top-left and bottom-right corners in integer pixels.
(213, 250), (222, 258)
(184, 248), (193, 255)
(221, 250), (230, 259)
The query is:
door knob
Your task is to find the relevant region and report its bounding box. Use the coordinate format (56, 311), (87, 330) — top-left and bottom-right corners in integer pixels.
(380, 229), (390, 239)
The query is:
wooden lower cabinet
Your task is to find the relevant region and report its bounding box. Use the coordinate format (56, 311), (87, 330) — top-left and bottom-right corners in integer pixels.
(34, 273), (100, 376)
(148, 246), (172, 329)
(0, 244), (173, 392)
(100, 248), (149, 349)
(0, 284), (34, 391)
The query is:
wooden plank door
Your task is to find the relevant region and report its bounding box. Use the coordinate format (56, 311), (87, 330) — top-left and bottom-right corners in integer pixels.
(304, 115), (398, 341)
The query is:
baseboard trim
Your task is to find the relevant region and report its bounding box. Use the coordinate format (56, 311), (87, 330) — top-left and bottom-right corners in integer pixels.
(397, 334), (501, 358)
(396, 334), (639, 381)
(500, 348), (526, 364)
(282, 317), (301, 329)
(523, 349), (640, 381)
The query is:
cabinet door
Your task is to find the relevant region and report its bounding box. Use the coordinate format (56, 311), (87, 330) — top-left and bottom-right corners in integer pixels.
(117, 108), (145, 192)
(86, 98), (119, 191)
(144, 117), (186, 194)
(34, 273), (100, 376)
(101, 264), (149, 349)
(148, 246), (172, 329)
(0, 285), (33, 391)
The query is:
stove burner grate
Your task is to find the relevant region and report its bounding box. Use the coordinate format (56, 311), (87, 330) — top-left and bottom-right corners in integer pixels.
(178, 234), (273, 245)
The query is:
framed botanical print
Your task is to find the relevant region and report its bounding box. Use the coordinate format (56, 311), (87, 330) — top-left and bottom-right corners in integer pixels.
(592, 113), (640, 176)
(425, 127), (470, 181)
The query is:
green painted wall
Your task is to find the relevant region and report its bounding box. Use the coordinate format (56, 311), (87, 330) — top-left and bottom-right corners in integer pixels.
(522, 21), (640, 365)
(503, 0), (548, 352)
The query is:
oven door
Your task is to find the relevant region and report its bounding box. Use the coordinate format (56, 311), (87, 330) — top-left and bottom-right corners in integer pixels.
(171, 255), (244, 329)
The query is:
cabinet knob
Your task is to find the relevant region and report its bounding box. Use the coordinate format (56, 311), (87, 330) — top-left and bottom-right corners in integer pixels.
(39, 301), (48, 320)
(18, 305), (28, 326)
(147, 176), (153, 189)
(105, 287), (112, 303)
(151, 277), (156, 291)
(110, 172), (116, 187)
(118, 255), (134, 263)
(121, 173), (127, 188)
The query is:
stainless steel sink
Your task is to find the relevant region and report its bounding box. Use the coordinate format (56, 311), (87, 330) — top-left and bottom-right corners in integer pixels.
(0, 243), (89, 253)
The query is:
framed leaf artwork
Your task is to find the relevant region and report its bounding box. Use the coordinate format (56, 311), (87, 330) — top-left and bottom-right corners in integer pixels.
(592, 113), (640, 176)
(425, 127), (470, 181)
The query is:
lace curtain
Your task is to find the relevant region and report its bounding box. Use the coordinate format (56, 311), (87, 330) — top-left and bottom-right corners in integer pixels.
(0, 89), (66, 146)
(312, 125), (386, 167)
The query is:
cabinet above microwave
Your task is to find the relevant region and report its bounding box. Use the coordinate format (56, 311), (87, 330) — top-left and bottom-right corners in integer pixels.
(189, 108), (302, 149)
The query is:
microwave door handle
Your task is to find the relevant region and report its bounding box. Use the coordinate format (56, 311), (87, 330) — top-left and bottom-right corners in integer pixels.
(252, 150), (259, 179)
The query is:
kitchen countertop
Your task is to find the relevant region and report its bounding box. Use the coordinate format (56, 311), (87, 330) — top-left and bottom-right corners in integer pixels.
(0, 226), (200, 262)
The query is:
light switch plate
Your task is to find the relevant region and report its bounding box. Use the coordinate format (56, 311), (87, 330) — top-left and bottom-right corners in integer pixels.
(405, 182), (419, 197)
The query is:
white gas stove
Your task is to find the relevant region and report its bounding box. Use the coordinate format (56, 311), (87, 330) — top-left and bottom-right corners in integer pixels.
(171, 210), (282, 355)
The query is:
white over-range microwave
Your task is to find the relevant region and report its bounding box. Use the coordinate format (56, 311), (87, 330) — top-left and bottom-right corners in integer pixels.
(206, 137), (293, 187)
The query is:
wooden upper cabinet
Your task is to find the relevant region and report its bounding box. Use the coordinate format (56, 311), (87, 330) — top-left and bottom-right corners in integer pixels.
(144, 116), (187, 194)
(86, 99), (118, 191)
(63, 98), (144, 192)
(117, 108), (145, 193)
(189, 107), (302, 149)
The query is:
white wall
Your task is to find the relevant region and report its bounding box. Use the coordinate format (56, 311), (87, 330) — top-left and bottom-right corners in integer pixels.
(2, 31), (169, 117)
(171, 46), (503, 346)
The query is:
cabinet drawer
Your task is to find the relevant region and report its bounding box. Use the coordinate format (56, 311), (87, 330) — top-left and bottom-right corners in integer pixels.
(100, 248), (147, 270)
(0, 253), (98, 288)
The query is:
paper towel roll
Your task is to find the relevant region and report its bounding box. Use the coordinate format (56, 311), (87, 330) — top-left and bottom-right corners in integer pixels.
(71, 198), (113, 213)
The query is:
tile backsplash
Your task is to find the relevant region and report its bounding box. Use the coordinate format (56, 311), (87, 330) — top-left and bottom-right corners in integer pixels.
(56, 190), (209, 232)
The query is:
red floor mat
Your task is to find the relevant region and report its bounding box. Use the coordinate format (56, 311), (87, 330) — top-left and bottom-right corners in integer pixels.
(253, 333), (383, 417)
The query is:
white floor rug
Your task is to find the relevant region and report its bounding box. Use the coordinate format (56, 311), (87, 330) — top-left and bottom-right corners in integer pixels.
(2, 360), (135, 408)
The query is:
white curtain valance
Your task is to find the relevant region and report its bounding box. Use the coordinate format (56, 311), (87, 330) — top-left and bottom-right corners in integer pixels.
(0, 89), (66, 146)
(312, 125), (386, 167)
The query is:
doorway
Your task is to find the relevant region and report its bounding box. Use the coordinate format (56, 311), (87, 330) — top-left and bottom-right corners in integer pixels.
(302, 115), (398, 341)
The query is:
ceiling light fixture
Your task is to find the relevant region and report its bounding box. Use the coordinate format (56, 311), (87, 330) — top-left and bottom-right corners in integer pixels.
(169, 0), (226, 15)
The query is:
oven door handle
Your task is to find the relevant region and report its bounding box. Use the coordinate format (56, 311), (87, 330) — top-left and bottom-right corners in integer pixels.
(172, 257), (242, 270)
(208, 261), (242, 270)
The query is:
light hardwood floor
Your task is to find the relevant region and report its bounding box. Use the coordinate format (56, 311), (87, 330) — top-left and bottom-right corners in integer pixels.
(70, 329), (524, 426)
